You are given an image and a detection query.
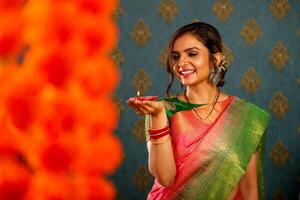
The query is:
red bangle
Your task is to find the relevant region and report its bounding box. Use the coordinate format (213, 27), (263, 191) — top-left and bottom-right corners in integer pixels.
(150, 129), (171, 140)
(148, 124), (171, 140)
(149, 125), (170, 134)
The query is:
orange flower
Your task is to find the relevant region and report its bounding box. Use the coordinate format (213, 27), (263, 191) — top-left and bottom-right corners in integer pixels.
(84, 97), (119, 136)
(0, 159), (31, 200)
(74, 57), (119, 98)
(42, 105), (77, 139)
(0, 0), (27, 11)
(77, 0), (117, 17)
(0, 115), (22, 160)
(26, 172), (116, 200)
(6, 91), (37, 131)
(77, 18), (118, 57)
(36, 50), (73, 88)
(40, 142), (76, 173)
(25, 172), (76, 200)
(3, 73), (42, 131)
(0, 12), (23, 59)
(0, 0), (122, 199)
(83, 176), (116, 200)
(22, 0), (77, 49)
(76, 134), (123, 175)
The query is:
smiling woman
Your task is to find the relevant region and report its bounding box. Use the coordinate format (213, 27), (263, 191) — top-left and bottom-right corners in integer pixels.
(127, 22), (269, 200)
(172, 37), (211, 85)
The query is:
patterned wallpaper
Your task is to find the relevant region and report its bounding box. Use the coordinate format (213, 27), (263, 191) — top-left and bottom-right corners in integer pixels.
(111, 0), (300, 199)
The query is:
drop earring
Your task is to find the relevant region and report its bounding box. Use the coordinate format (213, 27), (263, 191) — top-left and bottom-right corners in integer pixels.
(209, 58), (226, 86)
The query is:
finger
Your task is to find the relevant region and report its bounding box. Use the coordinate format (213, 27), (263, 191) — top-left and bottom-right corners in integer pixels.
(139, 103), (155, 112)
(127, 102), (139, 110)
(127, 97), (138, 104)
(142, 100), (160, 109)
(132, 107), (144, 115)
(136, 106), (150, 115)
(127, 99), (144, 107)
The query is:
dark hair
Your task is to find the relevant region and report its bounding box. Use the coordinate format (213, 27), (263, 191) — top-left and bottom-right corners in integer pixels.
(166, 22), (227, 96)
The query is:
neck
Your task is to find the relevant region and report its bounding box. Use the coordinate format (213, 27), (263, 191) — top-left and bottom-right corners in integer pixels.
(185, 83), (218, 104)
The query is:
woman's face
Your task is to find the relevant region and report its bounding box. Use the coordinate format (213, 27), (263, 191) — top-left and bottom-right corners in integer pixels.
(171, 33), (211, 86)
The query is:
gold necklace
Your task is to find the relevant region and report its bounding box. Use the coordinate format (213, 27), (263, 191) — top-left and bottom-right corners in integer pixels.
(184, 88), (220, 121)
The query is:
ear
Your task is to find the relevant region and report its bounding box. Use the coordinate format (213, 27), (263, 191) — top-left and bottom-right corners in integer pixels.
(213, 52), (223, 66)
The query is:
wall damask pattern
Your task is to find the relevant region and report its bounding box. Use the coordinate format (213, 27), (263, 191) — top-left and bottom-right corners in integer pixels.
(157, 0), (179, 22)
(112, 0), (300, 199)
(131, 20), (152, 47)
(240, 18), (262, 45)
(240, 67), (262, 94)
(212, 0), (234, 21)
(269, 41), (290, 71)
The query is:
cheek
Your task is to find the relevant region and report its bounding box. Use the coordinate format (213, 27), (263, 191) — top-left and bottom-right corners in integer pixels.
(172, 64), (179, 73)
(193, 56), (210, 69)
(172, 65), (181, 79)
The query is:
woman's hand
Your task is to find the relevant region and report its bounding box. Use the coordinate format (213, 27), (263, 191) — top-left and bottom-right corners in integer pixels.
(127, 97), (165, 116)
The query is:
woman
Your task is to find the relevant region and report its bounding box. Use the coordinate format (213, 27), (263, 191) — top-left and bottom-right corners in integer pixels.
(128, 22), (269, 200)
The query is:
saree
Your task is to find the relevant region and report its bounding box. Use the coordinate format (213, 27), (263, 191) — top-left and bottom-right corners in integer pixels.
(146, 96), (270, 200)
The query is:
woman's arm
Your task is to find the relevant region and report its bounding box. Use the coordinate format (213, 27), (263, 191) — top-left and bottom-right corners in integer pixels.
(127, 98), (176, 186)
(146, 110), (176, 187)
(240, 152), (259, 200)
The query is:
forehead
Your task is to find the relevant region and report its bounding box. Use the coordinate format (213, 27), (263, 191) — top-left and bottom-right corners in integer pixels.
(172, 33), (206, 51)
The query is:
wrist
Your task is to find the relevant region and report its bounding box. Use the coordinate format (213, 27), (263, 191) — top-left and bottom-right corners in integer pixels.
(151, 107), (166, 117)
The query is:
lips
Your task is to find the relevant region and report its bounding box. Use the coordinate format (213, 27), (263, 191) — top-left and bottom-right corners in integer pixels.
(179, 69), (195, 77)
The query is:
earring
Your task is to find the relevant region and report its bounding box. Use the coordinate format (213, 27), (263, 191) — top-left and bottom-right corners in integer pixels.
(209, 59), (227, 86)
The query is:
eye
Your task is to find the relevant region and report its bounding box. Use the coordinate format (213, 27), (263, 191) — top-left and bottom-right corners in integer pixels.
(188, 52), (198, 57)
(171, 54), (180, 61)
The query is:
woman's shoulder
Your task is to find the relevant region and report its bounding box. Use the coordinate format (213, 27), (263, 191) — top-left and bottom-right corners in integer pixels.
(232, 96), (270, 120)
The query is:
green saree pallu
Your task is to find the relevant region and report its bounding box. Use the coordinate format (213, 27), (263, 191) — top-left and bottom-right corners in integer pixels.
(146, 96), (270, 200)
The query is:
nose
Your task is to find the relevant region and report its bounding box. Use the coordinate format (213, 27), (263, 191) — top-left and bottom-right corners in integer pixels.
(178, 57), (188, 67)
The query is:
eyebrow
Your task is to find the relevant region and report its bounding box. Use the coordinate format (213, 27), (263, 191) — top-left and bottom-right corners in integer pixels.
(171, 47), (199, 54)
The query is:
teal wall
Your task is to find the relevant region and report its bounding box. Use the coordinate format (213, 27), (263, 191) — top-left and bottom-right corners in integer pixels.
(112, 0), (300, 199)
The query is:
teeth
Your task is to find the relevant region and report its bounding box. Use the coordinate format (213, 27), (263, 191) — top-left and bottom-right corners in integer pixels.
(181, 69), (194, 75)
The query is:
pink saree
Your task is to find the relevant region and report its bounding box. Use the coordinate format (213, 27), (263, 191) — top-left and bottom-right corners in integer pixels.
(146, 96), (269, 200)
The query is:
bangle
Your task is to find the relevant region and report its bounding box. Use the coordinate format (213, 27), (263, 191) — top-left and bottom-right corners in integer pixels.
(150, 129), (171, 140)
(150, 135), (171, 145)
(149, 124), (169, 134)
(148, 124), (171, 140)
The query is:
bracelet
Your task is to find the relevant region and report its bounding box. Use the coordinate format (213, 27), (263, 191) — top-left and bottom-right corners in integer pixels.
(148, 124), (171, 140)
(149, 124), (170, 134)
(150, 129), (171, 140)
(150, 135), (171, 145)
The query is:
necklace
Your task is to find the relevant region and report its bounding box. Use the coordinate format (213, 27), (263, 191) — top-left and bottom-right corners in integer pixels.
(184, 88), (220, 121)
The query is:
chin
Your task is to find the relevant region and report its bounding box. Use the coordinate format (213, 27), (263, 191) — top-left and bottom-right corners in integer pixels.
(180, 78), (208, 87)
(180, 80), (195, 86)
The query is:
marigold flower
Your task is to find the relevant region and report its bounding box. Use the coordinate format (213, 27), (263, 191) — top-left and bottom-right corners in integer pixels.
(0, 12), (24, 59)
(40, 142), (75, 173)
(76, 134), (123, 175)
(25, 172), (76, 200)
(0, 0), (27, 11)
(79, 19), (118, 57)
(84, 97), (119, 135)
(4, 75), (42, 131)
(0, 0), (122, 199)
(0, 159), (31, 200)
(84, 176), (116, 200)
(74, 57), (119, 98)
(77, 0), (117, 16)
(37, 51), (73, 88)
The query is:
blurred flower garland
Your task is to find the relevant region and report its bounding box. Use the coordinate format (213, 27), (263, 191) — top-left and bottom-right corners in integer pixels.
(0, 0), (123, 199)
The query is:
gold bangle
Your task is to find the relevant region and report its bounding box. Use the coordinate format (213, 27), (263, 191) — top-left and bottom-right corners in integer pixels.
(150, 135), (171, 145)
